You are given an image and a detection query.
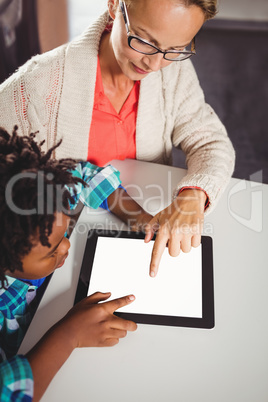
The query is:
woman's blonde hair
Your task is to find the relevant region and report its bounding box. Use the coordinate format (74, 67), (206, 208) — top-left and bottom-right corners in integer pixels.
(113, 0), (218, 21)
(182, 0), (218, 20)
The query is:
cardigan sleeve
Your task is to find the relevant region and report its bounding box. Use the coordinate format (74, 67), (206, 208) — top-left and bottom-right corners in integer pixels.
(171, 60), (235, 214)
(0, 45), (67, 151)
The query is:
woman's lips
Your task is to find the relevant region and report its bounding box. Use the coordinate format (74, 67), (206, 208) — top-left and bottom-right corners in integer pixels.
(56, 252), (69, 269)
(132, 63), (150, 75)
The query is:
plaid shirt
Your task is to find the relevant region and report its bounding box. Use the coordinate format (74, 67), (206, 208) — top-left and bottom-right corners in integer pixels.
(0, 162), (121, 401)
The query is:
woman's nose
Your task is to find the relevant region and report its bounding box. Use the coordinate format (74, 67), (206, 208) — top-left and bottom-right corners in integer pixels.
(143, 53), (166, 72)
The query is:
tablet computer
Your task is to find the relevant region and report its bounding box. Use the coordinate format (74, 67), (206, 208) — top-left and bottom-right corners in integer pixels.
(74, 230), (214, 329)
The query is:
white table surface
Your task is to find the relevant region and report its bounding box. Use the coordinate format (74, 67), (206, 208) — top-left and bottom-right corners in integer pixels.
(19, 159), (268, 402)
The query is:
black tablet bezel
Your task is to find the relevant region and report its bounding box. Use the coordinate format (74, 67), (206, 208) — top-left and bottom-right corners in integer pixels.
(74, 230), (214, 329)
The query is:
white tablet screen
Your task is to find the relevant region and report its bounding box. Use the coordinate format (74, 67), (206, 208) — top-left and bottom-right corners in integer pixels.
(87, 237), (202, 318)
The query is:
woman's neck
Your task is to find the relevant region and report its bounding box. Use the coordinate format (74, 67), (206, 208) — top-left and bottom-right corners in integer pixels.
(99, 32), (133, 92)
(98, 32), (135, 114)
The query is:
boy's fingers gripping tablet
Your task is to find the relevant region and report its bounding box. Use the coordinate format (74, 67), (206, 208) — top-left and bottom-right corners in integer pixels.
(109, 329), (128, 339)
(86, 292), (111, 304)
(105, 295), (136, 312)
(112, 316), (138, 331)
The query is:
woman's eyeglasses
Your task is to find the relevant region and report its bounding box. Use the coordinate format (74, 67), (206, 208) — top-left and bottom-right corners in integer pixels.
(119, 0), (196, 62)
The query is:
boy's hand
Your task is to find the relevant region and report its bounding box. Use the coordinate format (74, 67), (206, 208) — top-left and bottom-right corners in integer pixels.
(60, 292), (137, 348)
(26, 293), (136, 401)
(145, 189), (206, 277)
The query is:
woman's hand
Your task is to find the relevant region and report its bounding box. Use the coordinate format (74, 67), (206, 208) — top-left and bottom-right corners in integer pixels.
(145, 189), (207, 277)
(60, 292), (137, 348)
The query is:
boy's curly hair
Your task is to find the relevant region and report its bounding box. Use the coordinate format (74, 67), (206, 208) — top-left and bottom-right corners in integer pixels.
(0, 126), (83, 288)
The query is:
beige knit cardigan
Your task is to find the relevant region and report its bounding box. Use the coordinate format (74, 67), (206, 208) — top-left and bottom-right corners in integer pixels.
(0, 11), (235, 213)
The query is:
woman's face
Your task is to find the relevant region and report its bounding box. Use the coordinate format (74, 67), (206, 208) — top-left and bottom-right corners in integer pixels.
(109, 0), (205, 80)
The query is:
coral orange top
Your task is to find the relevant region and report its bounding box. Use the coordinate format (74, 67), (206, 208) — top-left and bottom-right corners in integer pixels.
(87, 57), (140, 166)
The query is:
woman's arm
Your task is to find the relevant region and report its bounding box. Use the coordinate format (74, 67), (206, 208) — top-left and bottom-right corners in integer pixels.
(140, 60), (235, 276)
(172, 59), (235, 212)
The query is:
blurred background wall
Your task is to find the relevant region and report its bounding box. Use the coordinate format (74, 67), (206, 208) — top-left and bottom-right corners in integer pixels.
(37, 0), (68, 53)
(67, 0), (268, 39)
(0, 0), (69, 80)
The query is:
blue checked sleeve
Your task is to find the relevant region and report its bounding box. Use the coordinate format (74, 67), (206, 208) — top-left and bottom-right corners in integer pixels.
(68, 162), (122, 210)
(0, 355), (33, 401)
(99, 184), (127, 211)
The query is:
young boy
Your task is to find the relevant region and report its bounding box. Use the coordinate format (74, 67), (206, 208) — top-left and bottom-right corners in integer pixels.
(0, 126), (152, 401)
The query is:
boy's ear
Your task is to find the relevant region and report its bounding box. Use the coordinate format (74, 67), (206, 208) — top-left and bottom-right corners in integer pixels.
(107, 0), (118, 20)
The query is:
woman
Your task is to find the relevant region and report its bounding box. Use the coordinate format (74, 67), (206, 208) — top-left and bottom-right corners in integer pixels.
(0, 0), (235, 275)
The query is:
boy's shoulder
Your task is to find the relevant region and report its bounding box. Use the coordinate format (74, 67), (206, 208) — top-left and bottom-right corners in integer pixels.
(0, 276), (29, 296)
(0, 277), (35, 313)
(0, 277), (37, 359)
